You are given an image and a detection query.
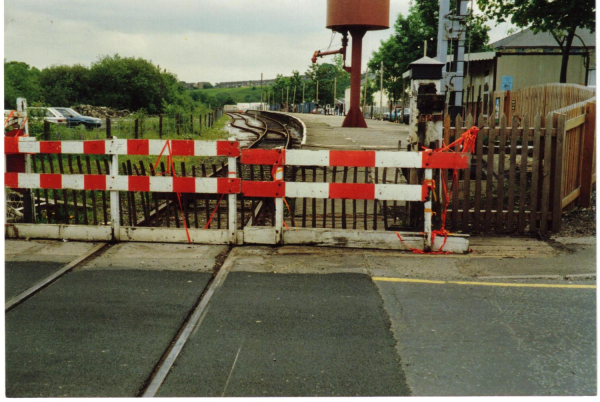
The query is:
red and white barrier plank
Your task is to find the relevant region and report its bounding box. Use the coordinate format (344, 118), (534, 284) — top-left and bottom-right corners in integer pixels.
(242, 181), (425, 201)
(4, 138), (240, 157)
(241, 149), (469, 169)
(4, 173), (240, 194)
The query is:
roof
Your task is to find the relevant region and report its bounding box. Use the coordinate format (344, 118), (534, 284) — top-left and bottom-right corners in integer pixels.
(492, 28), (595, 49)
(446, 52), (496, 63)
(409, 56), (444, 66)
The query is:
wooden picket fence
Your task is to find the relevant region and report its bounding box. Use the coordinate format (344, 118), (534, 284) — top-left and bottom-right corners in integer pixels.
(444, 104), (595, 236)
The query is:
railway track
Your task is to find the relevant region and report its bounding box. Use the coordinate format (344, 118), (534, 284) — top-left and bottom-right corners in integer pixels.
(135, 111), (296, 228)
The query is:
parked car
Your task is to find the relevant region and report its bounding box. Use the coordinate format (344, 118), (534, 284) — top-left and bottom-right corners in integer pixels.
(51, 107), (102, 129)
(26, 107), (68, 125)
(383, 107), (410, 124)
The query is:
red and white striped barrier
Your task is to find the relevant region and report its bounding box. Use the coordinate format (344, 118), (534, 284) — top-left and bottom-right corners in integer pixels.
(5, 138), (240, 157)
(4, 173), (240, 194)
(241, 149), (469, 169)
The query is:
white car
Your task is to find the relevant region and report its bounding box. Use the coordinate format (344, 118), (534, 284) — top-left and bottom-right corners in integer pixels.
(27, 107), (68, 125)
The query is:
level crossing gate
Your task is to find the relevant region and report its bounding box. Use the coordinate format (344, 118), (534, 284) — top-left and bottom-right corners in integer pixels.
(5, 137), (471, 253)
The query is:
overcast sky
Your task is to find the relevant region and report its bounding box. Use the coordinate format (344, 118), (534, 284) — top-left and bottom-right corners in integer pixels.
(4, 0), (515, 84)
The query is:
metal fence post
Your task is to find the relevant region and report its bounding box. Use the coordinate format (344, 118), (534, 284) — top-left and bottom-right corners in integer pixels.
(110, 136), (120, 241)
(275, 158), (284, 244)
(228, 137), (238, 244)
(424, 168), (433, 251)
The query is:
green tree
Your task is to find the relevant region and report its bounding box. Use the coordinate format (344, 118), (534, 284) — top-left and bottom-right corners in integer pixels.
(4, 61), (42, 108)
(39, 64), (91, 106)
(477, 0), (595, 83)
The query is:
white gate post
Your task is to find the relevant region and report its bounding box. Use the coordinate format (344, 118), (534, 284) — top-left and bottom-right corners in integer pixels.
(228, 137), (237, 244)
(274, 162), (284, 245)
(424, 168), (433, 251)
(110, 137), (120, 241)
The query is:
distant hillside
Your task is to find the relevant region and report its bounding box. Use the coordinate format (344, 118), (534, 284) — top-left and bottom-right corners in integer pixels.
(190, 86), (263, 106)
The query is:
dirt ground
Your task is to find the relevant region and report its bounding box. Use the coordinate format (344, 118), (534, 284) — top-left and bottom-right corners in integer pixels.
(558, 190), (596, 237)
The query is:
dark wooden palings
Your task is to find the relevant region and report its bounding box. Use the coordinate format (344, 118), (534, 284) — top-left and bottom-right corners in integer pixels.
(342, 167), (348, 229)
(483, 125), (496, 234)
(133, 164), (149, 225)
(67, 155), (80, 224)
(331, 167), (337, 228)
(139, 161), (153, 225)
(529, 114), (542, 234)
(124, 161), (134, 226)
(393, 168), (399, 225)
(373, 167), (378, 230)
(54, 155), (70, 224)
(496, 115), (507, 233)
(312, 168), (317, 228)
(160, 162), (171, 228)
(462, 114), (474, 232)
(192, 166), (199, 228)
(473, 114), (485, 232)
(353, 167), (358, 229)
(248, 164), (255, 224)
(85, 156), (98, 225)
(506, 115), (519, 233)
(102, 159), (109, 225)
(180, 162), (191, 228)
(323, 167), (328, 228)
(552, 114), (565, 232)
(37, 155), (51, 223)
(30, 156), (41, 222)
(76, 156), (89, 225)
(451, 115), (463, 230)
(518, 115), (530, 234)
(363, 167), (368, 230)
(540, 113), (554, 235)
(382, 167), (388, 230)
(301, 167), (307, 227)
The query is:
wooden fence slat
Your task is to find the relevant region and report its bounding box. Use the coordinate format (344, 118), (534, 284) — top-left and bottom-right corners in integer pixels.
(353, 167), (358, 229)
(342, 167), (348, 229)
(85, 156), (98, 225)
(540, 113), (554, 235)
(518, 115), (530, 233)
(301, 167), (307, 227)
(529, 114), (542, 233)
(496, 114), (507, 232)
(506, 115), (519, 233)
(323, 167), (328, 228)
(579, 102), (596, 208)
(312, 168), (317, 228)
(462, 114), (474, 232)
(452, 115), (462, 230)
(332, 167), (337, 229)
(38, 155), (52, 223)
(473, 115), (485, 232)
(552, 114), (566, 231)
(484, 126), (496, 234)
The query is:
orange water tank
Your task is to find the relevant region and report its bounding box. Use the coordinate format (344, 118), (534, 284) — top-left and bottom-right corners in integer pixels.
(326, 0), (390, 31)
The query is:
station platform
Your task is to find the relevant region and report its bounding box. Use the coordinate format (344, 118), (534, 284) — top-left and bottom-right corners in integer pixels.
(289, 113), (410, 150)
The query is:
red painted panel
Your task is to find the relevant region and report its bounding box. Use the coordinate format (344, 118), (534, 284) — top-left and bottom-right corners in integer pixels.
(40, 174), (62, 189)
(241, 181), (285, 198)
(128, 176), (150, 192)
(421, 151), (469, 169)
(171, 140), (195, 156)
(5, 172), (18, 188)
(329, 150), (376, 167)
(217, 141), (241, 157)
(127, 139), (149, 155)
(4, 137), (19, 154)
(329, 183), (375, 200)
(217, 178), (242, 194)
(83, 140), (106, 155)
(241, 149), (285, 165)
(173, 177), (196, 193)
(84, 175), (107, 191)
(40, 141), (62, 154)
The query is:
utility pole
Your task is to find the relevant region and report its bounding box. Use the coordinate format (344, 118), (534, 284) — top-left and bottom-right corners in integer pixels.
(316, 80), (319, 106)
(260, 72), (263, 110)
(334, 77), (337, 108)
(281, 87), (284, 110)
(286, 86), (289, 110)
(362, 68), (369, 115)
(293, 85), (297, 111)
(380, 61), (384, 120)
(302, 82), (305, 112)
(424, 40), (427, 57)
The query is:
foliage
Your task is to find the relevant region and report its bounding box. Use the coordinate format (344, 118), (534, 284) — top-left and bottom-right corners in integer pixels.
(477, 0), (595, 82)
(303, 57), (349, 106)
(4, 61), (42, 109)
(4, 55), (210, 114)
(368, 0), (492, 103)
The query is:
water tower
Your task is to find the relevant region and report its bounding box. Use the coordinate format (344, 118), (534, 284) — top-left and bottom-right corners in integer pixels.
(312, 0), (390, 128)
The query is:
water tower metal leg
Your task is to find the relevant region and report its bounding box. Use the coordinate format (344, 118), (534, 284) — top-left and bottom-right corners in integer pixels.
(342, 29), (368, 128)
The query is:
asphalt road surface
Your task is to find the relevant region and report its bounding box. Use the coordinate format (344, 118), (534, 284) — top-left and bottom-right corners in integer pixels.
(4, 240), (597, 397)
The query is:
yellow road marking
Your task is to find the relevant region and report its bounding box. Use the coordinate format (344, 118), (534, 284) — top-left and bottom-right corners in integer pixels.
(372, 277), (596, 289)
